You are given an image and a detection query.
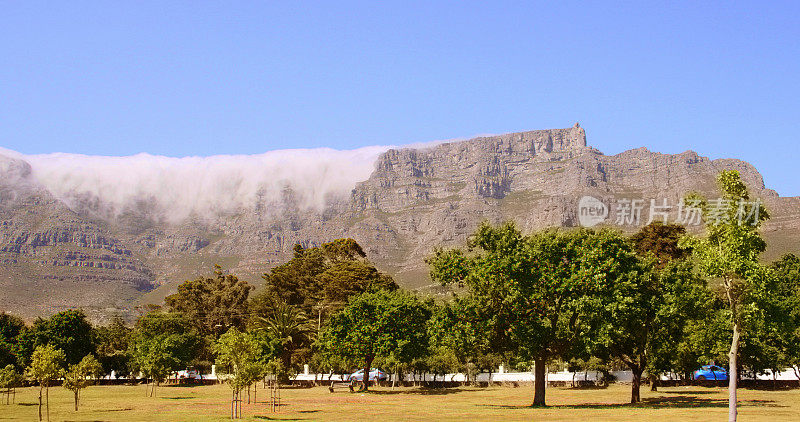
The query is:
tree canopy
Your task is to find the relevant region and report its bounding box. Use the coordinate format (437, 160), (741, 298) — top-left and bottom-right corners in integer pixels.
(20, 310), (94, 367)
(256, 239), (397, 317)
(129, 312), (201, 396)
(428, 223), (646, 405)
(320, 289), (430, 391)
(165, 265), (253, 338)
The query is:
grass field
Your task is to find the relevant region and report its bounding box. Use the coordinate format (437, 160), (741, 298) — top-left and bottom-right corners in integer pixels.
(2, 383), (800, 421)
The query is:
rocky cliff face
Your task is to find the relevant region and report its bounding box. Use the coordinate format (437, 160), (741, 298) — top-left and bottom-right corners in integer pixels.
(1, 124), (798, 321)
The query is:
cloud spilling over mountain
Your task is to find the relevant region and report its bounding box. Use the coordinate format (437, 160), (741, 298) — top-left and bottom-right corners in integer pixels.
(2, 146), (396, 223)
(3, 125), (797, 322)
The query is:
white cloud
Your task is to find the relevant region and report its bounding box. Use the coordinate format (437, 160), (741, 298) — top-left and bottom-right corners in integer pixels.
(0, 135), (479, 223)
(15, 146), (390, 223)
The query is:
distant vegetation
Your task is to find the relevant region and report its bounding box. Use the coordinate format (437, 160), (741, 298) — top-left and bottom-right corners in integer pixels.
(0, 170), (799, 420)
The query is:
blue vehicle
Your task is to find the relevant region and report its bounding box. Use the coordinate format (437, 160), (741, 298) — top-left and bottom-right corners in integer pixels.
(348, 368), (388, 382)
(693, 365), (728, 381)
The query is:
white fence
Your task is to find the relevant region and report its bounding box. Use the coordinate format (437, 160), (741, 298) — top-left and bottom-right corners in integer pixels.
(293, 369), (800, 384)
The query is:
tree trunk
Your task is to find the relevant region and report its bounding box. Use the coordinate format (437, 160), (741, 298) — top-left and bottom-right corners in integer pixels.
(726, 277), (740, 422)
(281, 350), (292, 383)
(631, 368), (643, 403)
(729, 318), (740, 422)
(74, 390), (79, 411)
(38, 385), (43, 422)
(650, 374), (658, 392)
(362, 354), (375, 391)
(532, 358), (546, 407)
(46, 384), (50, 422)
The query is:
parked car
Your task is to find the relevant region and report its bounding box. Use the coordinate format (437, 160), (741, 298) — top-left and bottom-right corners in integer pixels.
(693, 365), (728, 381)
(348, 368), (388, 382)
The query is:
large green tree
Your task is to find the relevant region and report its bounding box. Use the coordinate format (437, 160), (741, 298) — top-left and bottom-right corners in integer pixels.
(165, 265), (253, 338)
(0, 312), (26, 370)
(255, 239), (397, 321)
(770, 254), (800, 377)
(593, 258), (711, 402)
(252, 301), (311, 376)
(20, 310), (95, 367)
(95, 317), (132, 378)
(129, 312), (201, 397)
(320, 289), (430, 391)
(680, 170), (770, 422)
(252, 238), (397, 375)
(428, 223), (636, 406)
(427, 298), (489, 385)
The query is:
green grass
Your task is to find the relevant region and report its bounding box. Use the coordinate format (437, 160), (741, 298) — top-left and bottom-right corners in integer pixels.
(2, 383), (800, 421)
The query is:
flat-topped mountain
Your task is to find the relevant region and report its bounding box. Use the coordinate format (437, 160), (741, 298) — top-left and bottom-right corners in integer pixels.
(1, 124), (798, 321)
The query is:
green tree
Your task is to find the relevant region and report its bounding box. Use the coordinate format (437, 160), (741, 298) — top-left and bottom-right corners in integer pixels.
(0, 312), (26, 370)
(27, 344), (65, 422)
(215, 328), (263, 418)
(734, 254), (800, 380)
(252, 239), (398, 378)
(428, 223), (632, 406)
(62, 354), (103, 411)
(321, 290), (430, 391)
(593, 258), (711, 402)
(0, 364), (23, 404)
(427, 298), (489, 385)
(95, 317), (132, 378)
(255, 239), (397, 321)
(770, 254), (800, 378)
(680, 170), (770, 422)
(165, 265), (253, 339)
(427, 346), (460, 382)
(129, 312), (201, 397)
(23, 310), (95, 367)
(252, 301), (311, 377)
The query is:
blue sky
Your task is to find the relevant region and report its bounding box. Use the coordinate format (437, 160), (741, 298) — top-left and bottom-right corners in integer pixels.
(1, 1), (798, 195)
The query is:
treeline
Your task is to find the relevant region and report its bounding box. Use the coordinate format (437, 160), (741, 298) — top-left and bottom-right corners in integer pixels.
(0, 170), (799, 415)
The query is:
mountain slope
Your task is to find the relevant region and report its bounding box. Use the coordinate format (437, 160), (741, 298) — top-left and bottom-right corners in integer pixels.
(1, 124), (798, 321)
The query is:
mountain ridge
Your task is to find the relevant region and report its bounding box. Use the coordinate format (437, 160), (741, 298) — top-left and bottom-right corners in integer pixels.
(1, 125), (798, 322)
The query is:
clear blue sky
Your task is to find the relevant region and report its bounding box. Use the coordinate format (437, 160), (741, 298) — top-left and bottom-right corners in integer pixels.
(2, 1), (798, 195)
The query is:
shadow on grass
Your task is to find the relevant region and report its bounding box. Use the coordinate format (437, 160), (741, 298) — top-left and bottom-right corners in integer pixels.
(253, 416), (307, 421)
(160, 396), (194, 400)
(743, 384), (800, 391)
(566, 385), (610, 390)
(363, 387), (484, 396)
(478, 396), (785, 410)
(658, 389), (717, 395)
